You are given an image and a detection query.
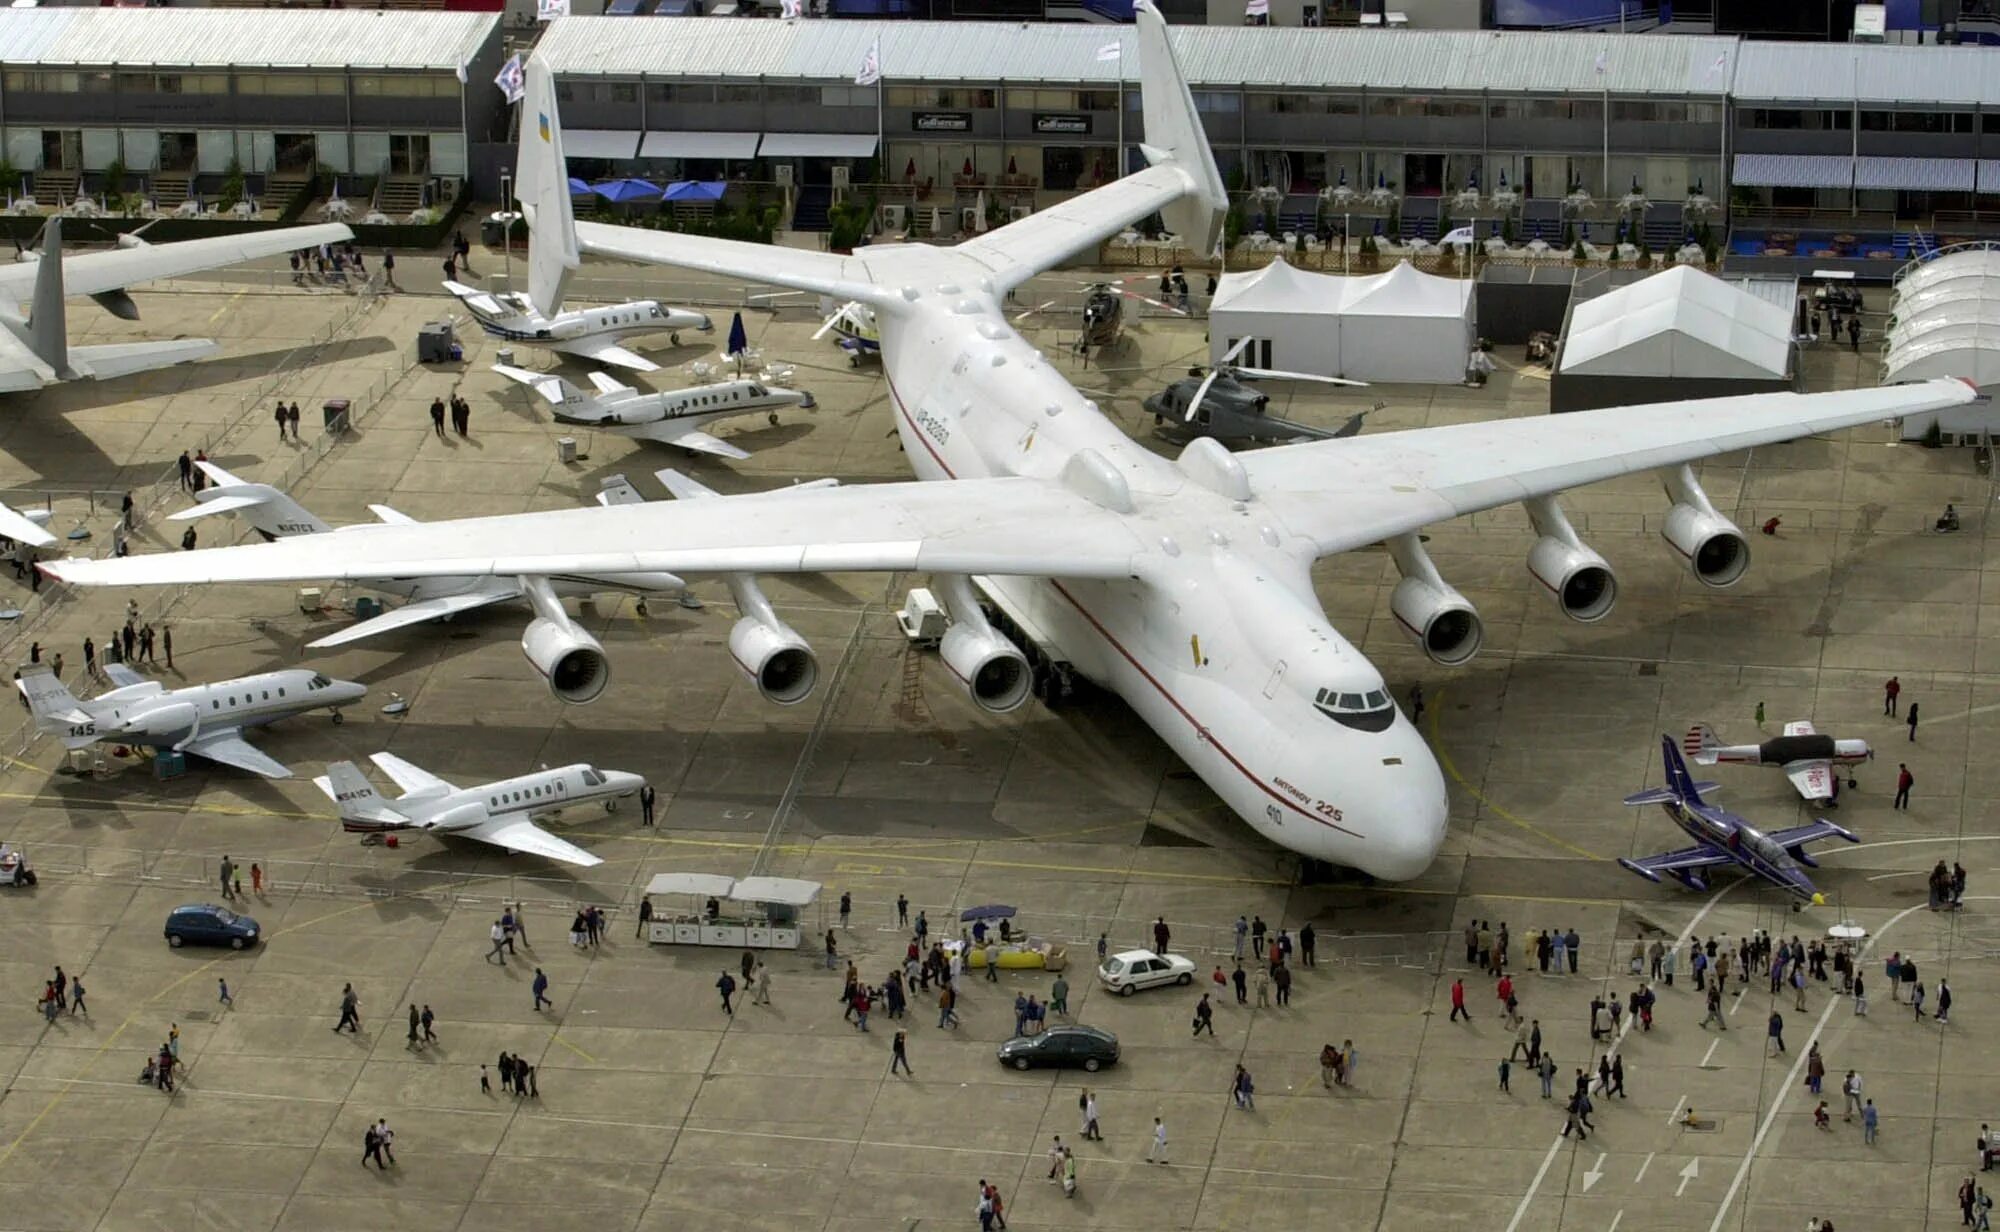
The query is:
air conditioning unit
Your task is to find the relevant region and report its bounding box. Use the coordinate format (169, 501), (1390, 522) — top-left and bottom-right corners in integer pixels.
(961, 207), (979, 232)
(880, 203), (908, 230)
(1009, 204), (1032, 221)
(773, 164), (794, 187)
(831, 166), (851, 190)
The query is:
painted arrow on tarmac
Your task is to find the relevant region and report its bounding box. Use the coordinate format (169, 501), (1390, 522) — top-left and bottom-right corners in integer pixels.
(1675, 1157), (1700, 1197)
(1582, 1153), (1607, 1193)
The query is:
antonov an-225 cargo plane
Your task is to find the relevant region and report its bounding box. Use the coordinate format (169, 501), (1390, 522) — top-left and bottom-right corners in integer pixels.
(45, 5), (1979, 882)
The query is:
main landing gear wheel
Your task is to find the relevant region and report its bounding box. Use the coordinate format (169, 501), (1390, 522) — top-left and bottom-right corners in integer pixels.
(636, 601), (650, 617)
(331, 712), (344, 725)
(768, 412), (780, 426)
(670, 332), (681, 346)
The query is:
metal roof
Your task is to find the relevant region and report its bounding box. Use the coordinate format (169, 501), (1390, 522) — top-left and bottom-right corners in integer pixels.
(0, 7), (499, 72)
(1731, 40), (1998, 106)
(536, 18), (1738, 96)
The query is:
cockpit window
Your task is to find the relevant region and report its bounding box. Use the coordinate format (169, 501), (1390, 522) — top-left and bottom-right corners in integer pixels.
(582, 769), (605, 787)
(309, 673), (332, 690)
(748, 383), (767, 397)
(1314, 687), (1396, 733)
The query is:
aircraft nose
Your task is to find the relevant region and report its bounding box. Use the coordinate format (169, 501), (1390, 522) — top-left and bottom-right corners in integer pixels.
(1331, 718), (1449, 882)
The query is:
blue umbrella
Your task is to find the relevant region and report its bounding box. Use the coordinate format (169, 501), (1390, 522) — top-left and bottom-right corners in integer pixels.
(663, 180), (727, 203)
(959, 905), (1016, 922)
(592, 178), (662, 203)
(567, 177), (594, 196)
(725, 311), (748, 358)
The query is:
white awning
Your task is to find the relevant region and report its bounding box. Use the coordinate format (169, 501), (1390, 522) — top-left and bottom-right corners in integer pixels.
(1977, 160), (2000, 194)
(758, 132), (880, 158)
(1854, 156), (1974, 192)
(564, 129), (641, 160)
(645, 872), (737, 898)
(639, 130), (760, 160)
(728, 876), (821, 907)
(1732, 153), (1852, 189)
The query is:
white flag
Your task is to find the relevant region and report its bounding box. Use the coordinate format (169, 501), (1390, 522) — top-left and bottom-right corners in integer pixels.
(536, 0), (569, 20)
(1594, 48), (1607, 75)
(854, 37), (882, 86)
(494, 53), (526, 105)
(1096, 41), (1122, 61)
(1439, 226), (1475, 247)
(1246, 0), (1269, 13)
(780, 0), (801, 16)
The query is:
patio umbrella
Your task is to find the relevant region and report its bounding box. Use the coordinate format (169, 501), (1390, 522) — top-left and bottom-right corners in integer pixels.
(592, 178), (662, 202)
(904, 157), (917, 180)
(959, 905), (1016, 922)
(567, 177), (593, 196)
(663, 180), (726, 202)
(962, 157), (974, 177)
(974, 189), (987, 233)
(725, 311), (748, 359)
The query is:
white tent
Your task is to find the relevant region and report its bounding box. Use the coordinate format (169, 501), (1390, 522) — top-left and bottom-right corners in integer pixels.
(1559, 265), (1791, 381)
(1884, 248), (2000, 439)
(1208, 258), (1475, 384)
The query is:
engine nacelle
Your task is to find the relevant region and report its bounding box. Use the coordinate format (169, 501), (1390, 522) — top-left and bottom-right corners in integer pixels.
(1662, 502), (1751, 588)
(728, 616), (819, 705)
(132, 700), (200, 739)
(1527, 536), (1618, 623)
(939, 623), (1031, 714)
(521, 616), (610, 705)
(1390, 577), (1484, 667)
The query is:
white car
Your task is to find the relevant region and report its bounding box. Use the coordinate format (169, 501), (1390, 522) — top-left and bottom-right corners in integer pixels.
(1098, 948), (1197, 996)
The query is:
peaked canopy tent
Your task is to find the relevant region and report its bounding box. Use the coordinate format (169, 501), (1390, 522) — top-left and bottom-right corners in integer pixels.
(1883, 247), (2000, 442)
(1551, 265), (1797, 413)
(1207, 258), (1476, 385)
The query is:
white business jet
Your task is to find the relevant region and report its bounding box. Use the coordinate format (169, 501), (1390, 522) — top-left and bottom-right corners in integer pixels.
(169, 460), (687, 692)
(491, 363), (813, 459)
(443, 183), (708, 371)
(315, 752), (641, 867)
(45, 7), (1978, 882)
(0, 216), (353, 392)
(19, 662), (364, 778)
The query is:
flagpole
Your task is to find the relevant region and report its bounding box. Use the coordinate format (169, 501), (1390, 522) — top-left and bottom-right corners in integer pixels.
(1117, 56), (1124, 179)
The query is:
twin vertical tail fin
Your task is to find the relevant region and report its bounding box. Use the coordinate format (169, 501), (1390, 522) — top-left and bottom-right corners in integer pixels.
(1134, 0), (1228, 258)
(515, 53), (581, 320)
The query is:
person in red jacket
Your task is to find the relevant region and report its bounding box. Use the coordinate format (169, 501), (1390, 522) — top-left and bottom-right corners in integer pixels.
(1449, 978), (1469, 1022)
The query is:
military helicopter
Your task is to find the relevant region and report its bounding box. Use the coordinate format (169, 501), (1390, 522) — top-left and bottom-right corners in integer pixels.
(1144, 335), (1374, 447)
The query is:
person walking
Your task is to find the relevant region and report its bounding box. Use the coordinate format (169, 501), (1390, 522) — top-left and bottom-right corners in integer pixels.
(1842, 1071), (1862, 1121)
(407, 1003), (422, 1050)
(1450, 978), (1470, 1022)
(1538, 1052), (1557, 1099)
(1153, 916), (1171, 952)
(1909, 701), (1921, 742)
(487, 919), (508, 963)
(1192, 993), (1214, 1037)
(363, 1122), (386, 1170)
(161, 624), (173, 669)
(890, 1029), (912, 1075)
(429, 396), (447, 439)
(1082, 1091), (1101, 1140)
(1300, 920), (1316, 967)
(532, 968), (551, 1012)
(1863, 1098), (1879, 1145)
(1701, 983), (1726, 1030)
(751, 961), (771, 1006)
(1254, 964), (1271, 1008)
(421, 1005), (436, 1044)
(1885, 676), (1901, 716)
(1146, 1117), (1169, 1165)
(1565, 927), (1580, 974)
(1234, 915), (1249, 959)
(275, 401), (289, 443)
(1807, 1043), (1825, 1095)
(1854, 971), (1868, 1016)
(1913, 980), (1928, 1021)
(1895, 763), (1914, 810)
(1938, 978), (1953, 1025)
(1498, 1056), (1511, 1092)
(177, 451), (194, 492)
(334, 983), (361, 1033)
(218, 854), (234, 901)
(69, 974), (84, 1016)
(1273, 962), (1292, 1006)
(937, 982), (958, 1029)
(1768, 1010), (1786, 1055)
(1050, 973), (1069, 1016)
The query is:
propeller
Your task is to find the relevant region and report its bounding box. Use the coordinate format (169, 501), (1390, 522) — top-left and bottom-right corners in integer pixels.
(1184, 336), (1253, 421)
(1011, 300), (1058, 323)
(812, 301), (869, 341)
(1185, 336), (1370, 422)
(1233, 367), (1368, 388)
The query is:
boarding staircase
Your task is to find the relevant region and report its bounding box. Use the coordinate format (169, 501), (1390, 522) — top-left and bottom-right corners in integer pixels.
(266, 171), (315, 218)
(150, 173), (191, 214)
(375, 176), (429, 219)
(32, 171), (77, 210)
(791, 185), (832, 233)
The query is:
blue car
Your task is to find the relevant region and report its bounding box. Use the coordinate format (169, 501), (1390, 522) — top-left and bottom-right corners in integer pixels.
(164, 903), (260, 950)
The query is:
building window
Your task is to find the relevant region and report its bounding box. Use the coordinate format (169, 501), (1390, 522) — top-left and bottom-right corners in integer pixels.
(1192, 90), (1240, 114)
(238, 73), (342, 96)
(355, 74), (453, 98)
(645, 82), (712, 105)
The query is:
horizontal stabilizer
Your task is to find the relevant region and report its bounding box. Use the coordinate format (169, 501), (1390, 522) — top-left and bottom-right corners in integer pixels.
(1621, 788), (1676, 807)
(169, 491), (270, 521)
(368, 505), (419, 526)
(65, 339), (219, 381)
(587, 370), (634, 397)
(0, 502), (57, 548)
(306, 588), (518, 649)
(492, 363), (572, 407)
(595, 475), (646, 508)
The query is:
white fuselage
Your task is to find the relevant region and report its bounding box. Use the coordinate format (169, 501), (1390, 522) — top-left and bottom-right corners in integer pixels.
(90, 668), (364, 743)
(565, 379), (811, 441)
(457, 290), (709, 355)
(365, 763), (642, 834)
(872, 281), (1448, 878)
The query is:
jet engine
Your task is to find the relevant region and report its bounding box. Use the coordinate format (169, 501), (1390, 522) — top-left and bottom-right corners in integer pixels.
(132, 701), (200, 739)
(1525, 497), (1617, 623)
(940, 623), (1031, 713)
(932, 574), (1031, 713)
(521, 616), (610, 705)
(729, 616), (819, 705)
(1387, 534), (1484, 666)
(1659, 464), (1750, 588)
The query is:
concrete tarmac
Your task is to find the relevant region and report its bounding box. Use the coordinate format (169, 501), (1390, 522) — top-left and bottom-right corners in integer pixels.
(0, 257), (1991, 1231)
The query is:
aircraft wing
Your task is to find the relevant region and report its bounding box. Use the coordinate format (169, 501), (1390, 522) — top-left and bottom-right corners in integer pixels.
(184, 730), (291, 779)
(0, 223), (353, 306)
(1783, 720), (1817, 736)
(562, 336), (658, 372)
(368, 751), (451, 797)
(0, 502), (57, 548)
(1767, 819), (1859, 852)
(101, 663), (152, 690)
(462, 815), (603, 867)
(65, 339), (222, 381)
(576, 219), (886, 309)
(47, 476), (1148, 589)
(305, 588), (521, 649)
(952, 164), (1201, 295)
(1618, 843), (1732, 880)
(1784, 760), (1834, 800)
(1240, 381), (1979, 559)
(644, 426), (752, 460)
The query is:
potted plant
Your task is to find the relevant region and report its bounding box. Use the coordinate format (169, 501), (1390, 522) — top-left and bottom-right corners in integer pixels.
(1572, 239), (1589, 264)
(219, 156), (246, 213)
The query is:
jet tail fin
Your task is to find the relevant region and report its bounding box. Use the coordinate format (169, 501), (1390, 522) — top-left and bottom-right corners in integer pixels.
(515, 54), (581, 319)
(1658, 733), (1707, 806)
(17, 666), (95, 747)
(1683, 722), (1722, 765)
(25, 216), (67, 373)
(171, 467), (334, 539)
(314, 761), (407, 827)
(1135, 0), (1228, 257)
(492, 362), (588, 410)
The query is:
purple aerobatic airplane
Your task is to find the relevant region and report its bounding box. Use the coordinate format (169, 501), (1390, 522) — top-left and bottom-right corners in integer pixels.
(1619, 735), (1858, 907)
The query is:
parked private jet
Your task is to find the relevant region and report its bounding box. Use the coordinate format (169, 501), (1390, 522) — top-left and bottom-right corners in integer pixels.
(491, 363), (812, 458)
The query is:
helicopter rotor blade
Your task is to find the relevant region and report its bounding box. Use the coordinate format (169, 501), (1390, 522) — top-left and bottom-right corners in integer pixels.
(1184, 366), (1222, 423)
(1218, 335), (1254, 367)
(1012, 299), (1058, 323)
(812, 302), (859, 341)
(1232, 366), (1369, 387)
